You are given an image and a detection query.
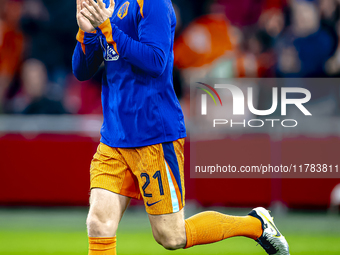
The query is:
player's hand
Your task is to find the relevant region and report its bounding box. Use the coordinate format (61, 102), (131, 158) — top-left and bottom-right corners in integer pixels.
(81, 0), (115, 29)
(76, 0), (96, 32)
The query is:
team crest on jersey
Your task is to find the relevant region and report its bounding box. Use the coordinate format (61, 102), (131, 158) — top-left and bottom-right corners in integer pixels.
(118, 1), (130, 19)
(99, 37), (119, 61)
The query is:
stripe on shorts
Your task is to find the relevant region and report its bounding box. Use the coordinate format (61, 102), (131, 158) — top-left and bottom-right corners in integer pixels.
(164, 160), (179, 212)
(162, 142), (183, 203)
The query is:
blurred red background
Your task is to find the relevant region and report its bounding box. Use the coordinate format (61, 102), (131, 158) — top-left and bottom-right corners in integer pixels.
(1, 132), (338, 209)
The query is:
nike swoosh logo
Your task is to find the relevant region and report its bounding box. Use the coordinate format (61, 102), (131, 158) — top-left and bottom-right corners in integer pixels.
(146, 200), (162, 207)
(269, 221), (282, 238)
(259, 212), (281, 238)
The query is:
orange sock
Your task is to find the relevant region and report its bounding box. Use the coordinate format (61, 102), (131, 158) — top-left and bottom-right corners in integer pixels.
(184, 211), (262, 248)
(88, 237), (116, 255)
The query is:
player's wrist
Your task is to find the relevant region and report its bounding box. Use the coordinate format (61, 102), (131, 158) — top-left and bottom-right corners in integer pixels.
(76, 28), (98, 44)
(78, 27), (97, 33)
(96, 18), (111, 31)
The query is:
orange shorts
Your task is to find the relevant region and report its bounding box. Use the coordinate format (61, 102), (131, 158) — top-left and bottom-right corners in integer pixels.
(90, 139), (185, 215)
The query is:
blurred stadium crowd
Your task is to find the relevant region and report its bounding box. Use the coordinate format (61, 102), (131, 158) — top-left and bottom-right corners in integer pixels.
(1, 0), (340, 115)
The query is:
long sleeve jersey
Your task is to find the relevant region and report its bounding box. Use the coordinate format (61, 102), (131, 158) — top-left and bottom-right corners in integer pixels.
(72, 0), (186, 148)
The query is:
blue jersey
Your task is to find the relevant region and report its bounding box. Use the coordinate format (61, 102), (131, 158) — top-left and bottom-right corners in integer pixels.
(72, 0), (186, 147)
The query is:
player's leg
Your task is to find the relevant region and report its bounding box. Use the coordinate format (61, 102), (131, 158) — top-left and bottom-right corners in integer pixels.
(149, 206), (290, 254)
(148, 207), (263, 250)
(87, 188), (130, 237)
(87, 188), (130, 254)
(124, 138), (262, 249)
(183, 210), (263, 248)
(87, 143), (142, 255)
(131, 138), (289, 254)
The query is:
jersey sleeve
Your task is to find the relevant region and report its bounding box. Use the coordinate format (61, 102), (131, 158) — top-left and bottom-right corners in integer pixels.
(72, 29), (103, 81)
(96, 0), (172, 78)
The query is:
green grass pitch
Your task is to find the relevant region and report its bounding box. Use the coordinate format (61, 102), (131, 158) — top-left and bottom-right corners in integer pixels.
(0, 206), (339, 254)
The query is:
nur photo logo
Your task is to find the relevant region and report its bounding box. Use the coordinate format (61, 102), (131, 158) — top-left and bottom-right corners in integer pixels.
(196, 82), (223, 115)
(196, 82), (312, 128)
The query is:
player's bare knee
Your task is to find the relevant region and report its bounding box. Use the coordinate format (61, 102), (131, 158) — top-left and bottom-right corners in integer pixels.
(153, 230), (186, 250)
(159, 236), (186, 250)
(86, 213), (117, 237)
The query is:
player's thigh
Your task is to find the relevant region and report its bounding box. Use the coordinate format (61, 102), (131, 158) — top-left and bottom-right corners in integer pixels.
(87, 142), (141, 237)
(87, 188), (131, 237)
